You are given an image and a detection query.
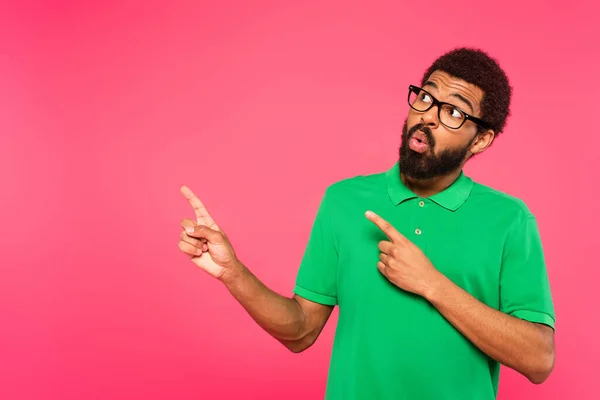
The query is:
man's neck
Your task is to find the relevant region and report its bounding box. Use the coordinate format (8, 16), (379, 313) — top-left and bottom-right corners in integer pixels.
(401, 169), (463, 198)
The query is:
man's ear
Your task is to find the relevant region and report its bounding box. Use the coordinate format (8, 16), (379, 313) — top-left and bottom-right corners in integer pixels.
(470, 129), (495, 155)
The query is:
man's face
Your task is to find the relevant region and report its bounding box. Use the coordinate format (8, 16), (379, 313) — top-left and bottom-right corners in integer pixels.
(399, 70), (489, 180)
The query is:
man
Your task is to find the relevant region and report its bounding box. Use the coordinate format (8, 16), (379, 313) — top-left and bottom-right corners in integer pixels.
(177, 48), (556, 399)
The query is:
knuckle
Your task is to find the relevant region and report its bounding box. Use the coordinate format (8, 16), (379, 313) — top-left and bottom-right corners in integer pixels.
(178, 241), (193, 255)
(181, 231), (196, 245)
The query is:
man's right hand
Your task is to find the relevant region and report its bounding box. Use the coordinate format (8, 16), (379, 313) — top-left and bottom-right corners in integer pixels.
(178, 185), (243, 282)
(177, 185), (334, 353)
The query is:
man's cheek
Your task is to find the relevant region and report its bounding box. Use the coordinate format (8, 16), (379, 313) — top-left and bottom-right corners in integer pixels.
(406, 113), (420, 127)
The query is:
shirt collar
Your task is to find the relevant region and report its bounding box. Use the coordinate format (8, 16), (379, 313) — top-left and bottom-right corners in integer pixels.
(386, 162), (473, 211)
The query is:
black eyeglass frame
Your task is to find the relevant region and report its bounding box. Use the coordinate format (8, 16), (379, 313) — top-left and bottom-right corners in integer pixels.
(408, 85), (492, 131)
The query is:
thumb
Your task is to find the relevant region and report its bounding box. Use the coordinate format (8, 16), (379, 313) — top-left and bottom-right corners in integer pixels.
(186, 224), (223, 244)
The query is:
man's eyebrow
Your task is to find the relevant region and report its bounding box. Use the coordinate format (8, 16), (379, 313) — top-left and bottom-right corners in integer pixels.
(451, 93), (474, 113)
(423, 81), (475, 112)
(424, 80), (475, 113)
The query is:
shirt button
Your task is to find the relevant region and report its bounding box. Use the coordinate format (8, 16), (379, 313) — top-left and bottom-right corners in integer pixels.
(415, 228), (422, 235)
(419, 201), (425, 207)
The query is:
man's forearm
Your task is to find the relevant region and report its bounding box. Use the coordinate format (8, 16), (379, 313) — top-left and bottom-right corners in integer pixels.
(425, 274), (555, 384)
(221, 261), (309, 348)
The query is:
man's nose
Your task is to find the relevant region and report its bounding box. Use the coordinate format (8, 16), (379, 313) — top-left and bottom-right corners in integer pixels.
(421, 106), (439, 128)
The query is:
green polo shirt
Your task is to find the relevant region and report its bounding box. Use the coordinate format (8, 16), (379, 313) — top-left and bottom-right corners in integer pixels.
(293, 162), (555, 400)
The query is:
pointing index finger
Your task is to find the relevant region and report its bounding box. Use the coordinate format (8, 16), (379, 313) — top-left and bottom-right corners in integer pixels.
(365, 210), (404, 243)
(180, 185), (219, 230)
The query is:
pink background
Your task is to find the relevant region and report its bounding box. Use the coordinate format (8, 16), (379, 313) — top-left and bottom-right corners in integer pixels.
(1, 1), (598, 399)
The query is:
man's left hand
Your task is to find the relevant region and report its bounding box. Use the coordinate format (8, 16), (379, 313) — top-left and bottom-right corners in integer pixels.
(365, 210), (444, 298)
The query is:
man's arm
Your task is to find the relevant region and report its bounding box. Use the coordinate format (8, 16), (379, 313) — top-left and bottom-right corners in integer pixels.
(178, 185), (334, 353)
(425, 277), (555, 384)
(223, 262), (334, 353)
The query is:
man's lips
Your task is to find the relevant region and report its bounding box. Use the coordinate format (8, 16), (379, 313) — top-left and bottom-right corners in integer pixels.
(411, 130), (429, 145)
(408, 130), (430, 153)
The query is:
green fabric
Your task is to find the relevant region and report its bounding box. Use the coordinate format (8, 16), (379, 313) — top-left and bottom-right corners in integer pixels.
(293, 162), (555, 400)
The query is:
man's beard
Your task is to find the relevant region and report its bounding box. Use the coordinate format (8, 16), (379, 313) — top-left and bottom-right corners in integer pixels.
(399, 119), (473, 180)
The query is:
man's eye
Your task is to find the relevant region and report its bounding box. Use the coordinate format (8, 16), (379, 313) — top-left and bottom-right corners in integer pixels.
(421, 94), (432, 103)
(450, 108), (463, 119)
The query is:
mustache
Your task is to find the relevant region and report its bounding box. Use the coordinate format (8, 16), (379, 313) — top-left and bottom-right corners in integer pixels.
(405, 123), (435, 147)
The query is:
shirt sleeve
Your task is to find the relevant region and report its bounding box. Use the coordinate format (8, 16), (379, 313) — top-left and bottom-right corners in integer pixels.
(500, 215), (556, 329)
(292, 188), (339, 306)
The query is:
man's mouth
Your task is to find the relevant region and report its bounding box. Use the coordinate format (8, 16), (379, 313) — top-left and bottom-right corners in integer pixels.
(408, 130), (430, 153)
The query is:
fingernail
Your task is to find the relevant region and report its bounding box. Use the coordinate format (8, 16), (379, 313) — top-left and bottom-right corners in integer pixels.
(366, 211), (374, 218)
(196, 249), (203, 255)
(186, 227), (194, 234)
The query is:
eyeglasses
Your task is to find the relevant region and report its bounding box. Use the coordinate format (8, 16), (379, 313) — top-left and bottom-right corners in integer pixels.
(407, 85), (492, 130)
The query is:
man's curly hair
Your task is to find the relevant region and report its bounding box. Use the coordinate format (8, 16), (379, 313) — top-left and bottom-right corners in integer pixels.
(420, 48), (512, 136)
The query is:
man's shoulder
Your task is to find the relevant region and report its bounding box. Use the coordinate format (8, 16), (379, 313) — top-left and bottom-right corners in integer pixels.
(469, 179), (535, 219)
(324, 169), (388, 199)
